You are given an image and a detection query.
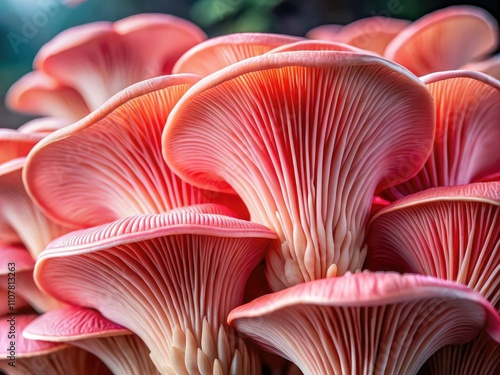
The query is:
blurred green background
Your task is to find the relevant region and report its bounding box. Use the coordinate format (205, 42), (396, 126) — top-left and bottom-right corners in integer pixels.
(0, 0), (498, 128)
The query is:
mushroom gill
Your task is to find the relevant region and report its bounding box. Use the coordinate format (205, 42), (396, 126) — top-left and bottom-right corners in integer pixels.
(163, 51), (435, 290)
(172, 33), (302, 76)
(228, 272), (500, 375)
(23, 306), (159, 375)
(366, 182), (500, 311)
(384, 6), (499, 76)
(24, 75), (248, 229)
(382, 70), (500, 200)
(34, 204), (277, 374)
(0, 314), (110, 375)
(7, 13), (206, 119)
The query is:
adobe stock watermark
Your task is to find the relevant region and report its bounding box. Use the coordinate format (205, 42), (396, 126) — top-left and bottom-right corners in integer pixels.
(5, 261), (17, 369)
(7, 0), (71, 53)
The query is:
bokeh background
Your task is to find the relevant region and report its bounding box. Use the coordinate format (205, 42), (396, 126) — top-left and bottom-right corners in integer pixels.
(1, 0), (499, 128)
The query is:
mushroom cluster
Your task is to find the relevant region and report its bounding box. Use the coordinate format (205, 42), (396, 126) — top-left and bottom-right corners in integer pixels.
(1, 5), (499, 375)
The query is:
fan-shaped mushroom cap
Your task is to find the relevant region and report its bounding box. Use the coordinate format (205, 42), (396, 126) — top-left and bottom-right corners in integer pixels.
(366, 182), (500, 311)
(0, 314), (110, 375)
(163, 51), (435, 290)
(305, 24), (343, 40)
(419, 331), (499, 375)
(384, 6), (499, 76)
(172, 33), (302, 76)
(17, 117), (72, 135)
(267, 40), (372, 54)
(382, 70), (500, 200)
(0, 129), (43, 164)
(6, 71), (90, 121)
(0, 245), (64, 312)
(24, 75), (248, 229)
(31, 14), (205, 112)
(461, 54), (500, 80)
(0, 158), (71, 258)
(24, 306), (159, 375)
(228, 272), (500, 375)
(35, 205), (277, 374)
(307, 17), (409, 55)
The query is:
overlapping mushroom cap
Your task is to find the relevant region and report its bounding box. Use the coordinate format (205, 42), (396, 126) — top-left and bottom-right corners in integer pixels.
(163, 50), (435, 291)
(172, 33), (302, 76)
(307, 16), (410, 55)
(367, 182), (500, 311)
(7, 13), (206, 120)
(384, 6), (499, 76)
(0, 244), (64, 312)
(462, 54), (500, 79)
(24, 75), (248, 229)
(382, 70), (500, 200)
(6, 72), (91, 121)
(23, 306), (159, 375)
(0, 314), (110, 375)
(228, 272), (500, 375)
(35, 204), (277, 374)
(0, 121), (69, 250)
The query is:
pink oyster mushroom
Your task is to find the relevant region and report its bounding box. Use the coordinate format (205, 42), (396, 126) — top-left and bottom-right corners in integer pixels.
(24, 306), (159, 375)
(0, 314), (110, 375)
(367, 182), (500, 311)
(163, 51), (435, 291)
(461, 54), (500, 79)
(384, 6), (499, 77)
(0, 129), (71, 256)
(419, 331), (500, 375)
(228, 272), (500, 375)
(172, 33), (302, 76)
(307, 16), (410, 55)
(7, 14), (206, 121)
(24, 75), (248, 229)
(382, 70), (500, 200)
(34, 204), (277, 374)
(16, 117), (72, 135)
(0, 244), (64, 312)
(6, 72), (90, 121)
(0, 129), (41, 164)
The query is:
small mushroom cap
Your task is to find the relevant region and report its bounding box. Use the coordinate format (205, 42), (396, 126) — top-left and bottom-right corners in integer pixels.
(0, 157), (71, 258)
(461, 54), (500, 79)
(384, 6), (499, 76)
(307, 17), (409, 55)
(0, 315), (69, 358)
(382, 70), (500, 200)
(172, 32), (302, 76)
(6, 71), (90, 121)
(0, 244), (65, 312)
(0, 129), (43, 164)
(0, 244), (35, 274)
(367, 182), (500, 310)
(339, 16), (410, 55)
(229, 272), (500, 375)
(23, 306), (130, 341)
(163, 50), (435, 289)
(33, 14), (206, 111)
(17, 117), (72, 134)
(0, 314), (111, 374)
(34, 205), (276, 374)
(24, 75), (249, 228)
